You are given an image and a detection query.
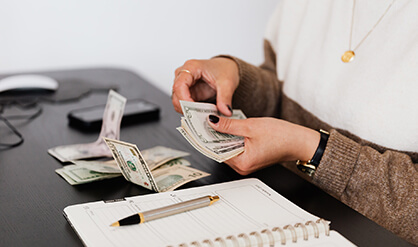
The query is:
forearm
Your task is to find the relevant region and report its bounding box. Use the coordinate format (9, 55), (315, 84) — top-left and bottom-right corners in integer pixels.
(313, 130), (418, 244)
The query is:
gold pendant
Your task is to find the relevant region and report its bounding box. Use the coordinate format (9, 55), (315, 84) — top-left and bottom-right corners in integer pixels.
(341, 50), (355, 63)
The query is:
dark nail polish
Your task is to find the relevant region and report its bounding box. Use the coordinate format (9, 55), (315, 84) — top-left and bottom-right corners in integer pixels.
(227, 105), (233, 113)
(209, 115), (219, 124)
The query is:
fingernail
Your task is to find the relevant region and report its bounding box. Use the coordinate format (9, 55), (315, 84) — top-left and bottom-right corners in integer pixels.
(227, 105), (233, 113)
(208, 115), (219, 124)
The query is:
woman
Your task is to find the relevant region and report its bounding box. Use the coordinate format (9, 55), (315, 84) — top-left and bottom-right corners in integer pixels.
(171, 0), (417, 244)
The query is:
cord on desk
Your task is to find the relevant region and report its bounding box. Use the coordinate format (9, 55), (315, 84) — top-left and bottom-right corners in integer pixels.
(0, 101), (42, 149)
(0, 87), (115, 149)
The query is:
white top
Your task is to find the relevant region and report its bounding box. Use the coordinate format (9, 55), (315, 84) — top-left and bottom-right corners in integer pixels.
(265, 0), (418, 152)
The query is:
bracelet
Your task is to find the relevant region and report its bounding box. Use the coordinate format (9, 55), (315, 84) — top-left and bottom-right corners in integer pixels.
(296, 129), (329, 177)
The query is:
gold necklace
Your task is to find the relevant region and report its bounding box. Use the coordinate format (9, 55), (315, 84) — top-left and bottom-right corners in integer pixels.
(341, 0), (397, 63)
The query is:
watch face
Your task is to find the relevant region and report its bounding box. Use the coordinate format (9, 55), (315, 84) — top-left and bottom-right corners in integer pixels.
(296, 162), (316, 177)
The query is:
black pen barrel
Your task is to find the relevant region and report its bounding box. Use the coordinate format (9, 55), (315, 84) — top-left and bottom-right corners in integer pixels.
(118, 213), (142, 226)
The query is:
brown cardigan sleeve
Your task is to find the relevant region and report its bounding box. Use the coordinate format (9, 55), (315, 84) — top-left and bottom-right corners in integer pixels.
(314, 130), (418, 244)
(218, 40), (418, 245)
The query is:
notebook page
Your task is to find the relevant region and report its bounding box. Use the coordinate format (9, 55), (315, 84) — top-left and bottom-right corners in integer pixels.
(64, 178), (321, 247)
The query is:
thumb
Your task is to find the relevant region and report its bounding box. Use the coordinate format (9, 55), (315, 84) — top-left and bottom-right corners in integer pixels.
(207, 115), (248, 137)
(215, 80), (235, 117)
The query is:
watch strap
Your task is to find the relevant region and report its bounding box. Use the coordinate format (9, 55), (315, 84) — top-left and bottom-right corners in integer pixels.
(297, 129), (329, 176)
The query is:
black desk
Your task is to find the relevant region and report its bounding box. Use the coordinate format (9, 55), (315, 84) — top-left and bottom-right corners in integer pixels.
(0, 68), (412, 246)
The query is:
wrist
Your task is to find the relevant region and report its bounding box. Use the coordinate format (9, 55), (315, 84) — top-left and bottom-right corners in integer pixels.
(295, 127), (322, 162)
(211, 56), (240, 83)
(297, 129), (330, 177)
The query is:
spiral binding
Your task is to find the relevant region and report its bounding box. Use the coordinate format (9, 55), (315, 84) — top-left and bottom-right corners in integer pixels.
(294, 223), (308, 240)
(171, 218), (330, 247)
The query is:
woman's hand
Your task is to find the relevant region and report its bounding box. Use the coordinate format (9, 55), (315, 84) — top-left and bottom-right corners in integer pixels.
(171, 57), (239, 116)
(207, 115), (321, 175)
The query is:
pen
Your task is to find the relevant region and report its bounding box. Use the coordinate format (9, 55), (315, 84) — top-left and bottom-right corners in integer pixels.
(110, 195), (220, 226)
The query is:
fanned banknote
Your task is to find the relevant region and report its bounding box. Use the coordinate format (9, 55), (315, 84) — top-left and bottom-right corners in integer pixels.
(71, 159), (121, 174)
(103, 138), (209, 192)
(48, 90), (126, 162)
(177, 101), (246, 162)
(56, 146), (191, 186)
(140, 146), (190, 170)
(71, 157), (191, 174)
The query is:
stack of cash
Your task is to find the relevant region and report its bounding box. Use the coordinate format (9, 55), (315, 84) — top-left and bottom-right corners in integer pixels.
(51, 90), (210, 192)
(55, 145), (205, 193)
(176, 101), (246, 163)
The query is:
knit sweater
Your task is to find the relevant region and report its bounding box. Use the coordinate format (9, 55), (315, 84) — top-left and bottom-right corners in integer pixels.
(221, 0), (417, 244)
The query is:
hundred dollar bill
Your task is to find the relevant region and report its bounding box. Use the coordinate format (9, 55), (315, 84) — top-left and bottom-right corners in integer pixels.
(178, 101), (246, 162)
(55, 164), (121, 185)
(103, 137), (209, 192)
(48, 90), (126, 162)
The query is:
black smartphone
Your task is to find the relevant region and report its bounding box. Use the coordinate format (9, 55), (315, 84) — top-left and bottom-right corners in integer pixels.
(68, 99), (160, 131)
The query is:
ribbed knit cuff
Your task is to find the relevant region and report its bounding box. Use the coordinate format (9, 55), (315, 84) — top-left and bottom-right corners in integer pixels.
(313, 129), (361, 198)
(213, 55), (261, 107)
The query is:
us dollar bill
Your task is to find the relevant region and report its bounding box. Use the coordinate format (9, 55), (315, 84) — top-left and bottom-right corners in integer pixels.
(48, 90), (126, 162)
(103, 138), (209, 192)
(72, 155), (191, 174)
(141, 146), (190, 170)
(71, 159), (121, 174)
(180, 100), (246, 144)
(103, 137), (158, 191)
(152, 164), (209, 192)
(55, 164), (121, 185)
(178, 101), (246, 162)
(58, 147), (191, 185)
(57, 158), (192, 185)
(158, 158), (191, 169)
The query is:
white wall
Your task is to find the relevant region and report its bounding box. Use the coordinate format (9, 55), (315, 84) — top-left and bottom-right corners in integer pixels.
(0, 0), (278, 95)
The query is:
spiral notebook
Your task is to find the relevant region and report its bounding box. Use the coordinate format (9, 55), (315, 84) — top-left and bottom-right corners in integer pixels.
(63, 178), (355, 246)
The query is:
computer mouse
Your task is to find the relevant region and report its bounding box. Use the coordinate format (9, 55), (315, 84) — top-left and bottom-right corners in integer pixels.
(0, 74), (59, 93)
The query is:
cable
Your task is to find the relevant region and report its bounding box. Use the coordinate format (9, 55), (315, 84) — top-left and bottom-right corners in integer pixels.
(0, 102), (42, 149)
(0, 86), (115, 150)
(0, 114), (24, 148)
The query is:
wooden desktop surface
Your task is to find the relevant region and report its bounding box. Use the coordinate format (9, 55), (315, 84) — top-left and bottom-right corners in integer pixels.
(0, 68), (412, 246)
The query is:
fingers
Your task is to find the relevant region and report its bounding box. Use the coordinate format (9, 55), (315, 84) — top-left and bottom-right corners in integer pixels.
(215, 80), (235, 116)
(172, 64), (199, 113)
(171, 93), (183, 113)
(173, 68), (196, 100)
(207, 115), (249, 137)
(172, 58), (238, 116)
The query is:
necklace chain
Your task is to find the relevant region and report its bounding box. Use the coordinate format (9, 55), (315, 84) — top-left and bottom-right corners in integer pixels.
(342, 0), (397, 63)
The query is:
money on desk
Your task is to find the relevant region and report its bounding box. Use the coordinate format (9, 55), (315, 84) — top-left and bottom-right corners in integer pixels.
(55, 146), (194, 189)
(55, 163), (122, 185)
(55, 145), (195, 188)
(48, 90), (126, 162)
(177, 101), (246, 163)
(103, 138), (210, 192)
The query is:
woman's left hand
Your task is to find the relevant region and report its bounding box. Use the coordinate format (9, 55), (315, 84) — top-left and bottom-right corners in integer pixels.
(207, 115), (320, 175)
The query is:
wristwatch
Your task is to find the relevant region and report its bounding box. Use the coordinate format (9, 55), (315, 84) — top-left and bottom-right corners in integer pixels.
(296, 129), (329, 177)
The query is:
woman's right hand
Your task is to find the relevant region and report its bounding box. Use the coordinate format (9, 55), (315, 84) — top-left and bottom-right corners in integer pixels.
(171, 57), (240, 116)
